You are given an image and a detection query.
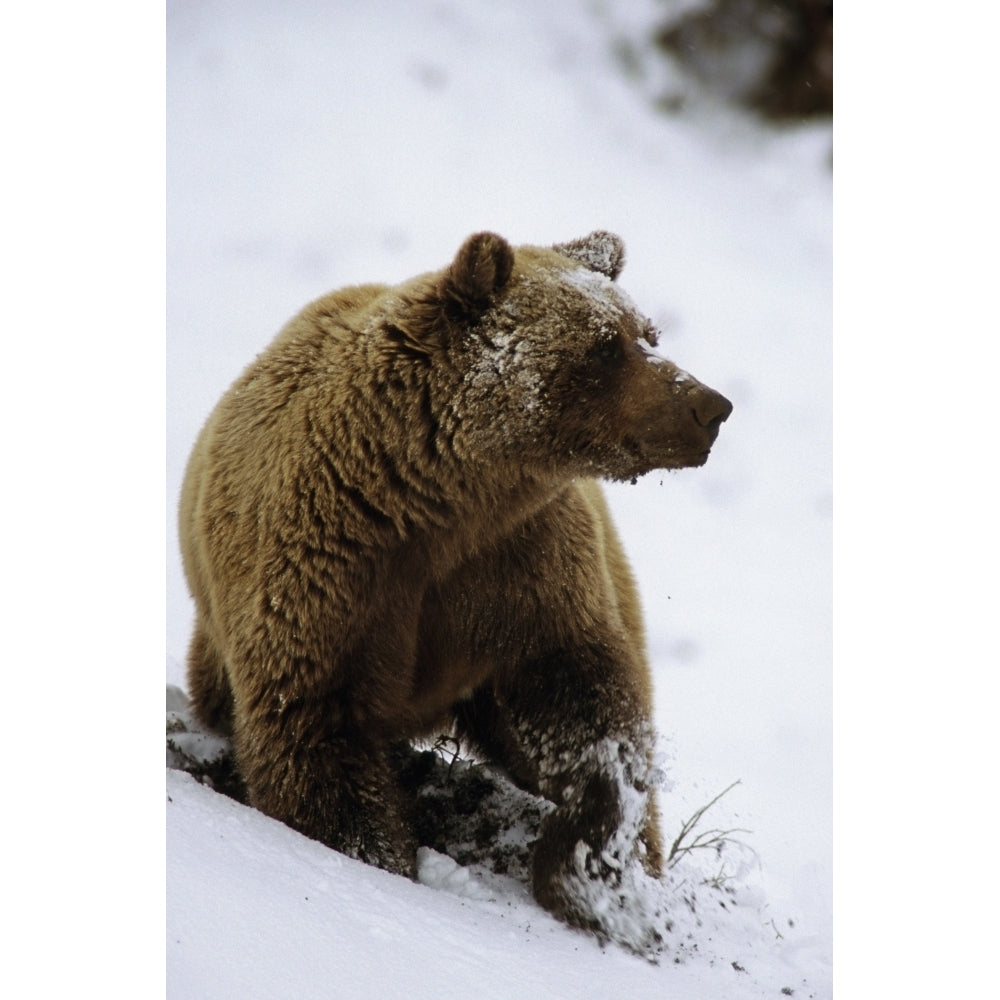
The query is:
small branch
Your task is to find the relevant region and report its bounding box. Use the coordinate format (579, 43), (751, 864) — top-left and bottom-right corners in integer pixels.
(666, 780), (748, 868)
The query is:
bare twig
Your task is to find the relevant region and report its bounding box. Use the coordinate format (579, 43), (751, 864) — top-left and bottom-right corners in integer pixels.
(431, 734), (464, 778)
(666, 780), (751, 868)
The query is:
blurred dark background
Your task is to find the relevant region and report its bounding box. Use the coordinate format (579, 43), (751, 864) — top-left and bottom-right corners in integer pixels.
(653, 0), (832, 119)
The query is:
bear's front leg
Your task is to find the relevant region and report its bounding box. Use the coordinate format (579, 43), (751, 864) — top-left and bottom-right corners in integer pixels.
(475, 644), (668, 953)
(232, 692), (419, 878)
(530, 728), (661, 940)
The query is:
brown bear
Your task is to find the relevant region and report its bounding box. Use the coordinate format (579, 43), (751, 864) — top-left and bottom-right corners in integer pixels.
(179, 231), (732, 949)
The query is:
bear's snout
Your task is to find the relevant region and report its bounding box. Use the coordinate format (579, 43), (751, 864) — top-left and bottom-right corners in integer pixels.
(691, 386), (733, 443)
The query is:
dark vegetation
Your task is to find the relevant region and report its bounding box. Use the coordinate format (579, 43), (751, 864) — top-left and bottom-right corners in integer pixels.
(653, 0), (832, 119)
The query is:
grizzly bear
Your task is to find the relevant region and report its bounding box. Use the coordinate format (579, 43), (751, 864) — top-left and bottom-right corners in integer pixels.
(179, 231), (732, 948)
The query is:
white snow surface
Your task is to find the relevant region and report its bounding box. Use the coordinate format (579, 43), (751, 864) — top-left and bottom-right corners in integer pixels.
(167, 2), (831, 997)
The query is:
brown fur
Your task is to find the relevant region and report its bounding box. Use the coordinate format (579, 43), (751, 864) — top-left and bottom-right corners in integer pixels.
(179, 231), (731, 932)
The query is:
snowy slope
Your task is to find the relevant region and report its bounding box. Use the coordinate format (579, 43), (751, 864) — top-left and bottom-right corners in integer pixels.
(167, 1), (831, 996)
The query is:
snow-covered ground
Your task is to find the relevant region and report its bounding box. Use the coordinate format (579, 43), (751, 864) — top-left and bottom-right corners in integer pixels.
(166, 1), (831, 996)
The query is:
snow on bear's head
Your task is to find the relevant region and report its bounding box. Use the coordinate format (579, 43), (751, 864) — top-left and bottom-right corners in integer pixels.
(387, 231), (732, 484)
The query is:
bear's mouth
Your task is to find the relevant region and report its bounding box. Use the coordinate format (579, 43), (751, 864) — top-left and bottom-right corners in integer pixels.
(586, 438), (713, 482)
(624, 437), (712, 473)
(653, 450), (710, 473)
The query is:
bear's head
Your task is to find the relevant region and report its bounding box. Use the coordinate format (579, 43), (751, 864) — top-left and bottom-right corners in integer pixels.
(387, 231), (732, 484)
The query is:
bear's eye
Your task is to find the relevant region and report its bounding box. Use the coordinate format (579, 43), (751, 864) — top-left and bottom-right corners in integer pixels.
(590, 336), (624, 366)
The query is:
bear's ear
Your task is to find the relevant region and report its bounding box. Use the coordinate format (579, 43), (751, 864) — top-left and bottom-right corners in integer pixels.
(442, 231), (515, 321)
(392, 233), (514, 355)
(552, 231), (626, 281)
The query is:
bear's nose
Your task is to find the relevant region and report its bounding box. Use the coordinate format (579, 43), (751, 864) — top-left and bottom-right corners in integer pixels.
(692, 387), (733, 431)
